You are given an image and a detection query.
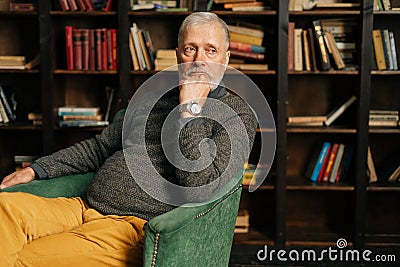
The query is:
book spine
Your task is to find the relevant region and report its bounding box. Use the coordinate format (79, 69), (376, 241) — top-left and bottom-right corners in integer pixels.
(229, 49), (264, 61)
(111, 29), (118, 70)
(75, 0), (87, 11)
(288, 22), (295, 71)
(329, 144), (345, 183)
(382, 29), (393, 70)
(372, 29), (387, 70)
(229, 32), (263, 46)
(81, 29), (89, 70)
(310, 142), (331, 182)
(9, 3), (35, 11)
(106, 29), (113, 70)
(312, 20), (331, 71)
(229, 41), (266, 54)
(95, 29), (103, 70)
(294, 28), (303, 71)
(101, 29), (108, 70)
(88, 29), (95, 70)
(321, 143), (339, 183)
(143, 30), (156, 70)
(58, 0), (70, 11)
(83, 0), (94, 11)
(302, 29), (311, 71)
(65, 26), (74, 70)
(128, 31), (140, 71)
(72, 28), (83, 70)
(0, 97), (9, 123)
(307, 28), (318, 71)
(66, 0), (79, 11)
(102, 0), (113, 11)
(0, 86), (15, 121)
(389, 31), (398, 70)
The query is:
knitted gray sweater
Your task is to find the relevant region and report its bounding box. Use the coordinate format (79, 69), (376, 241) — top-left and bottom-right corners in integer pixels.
(34, 88), (257, 221)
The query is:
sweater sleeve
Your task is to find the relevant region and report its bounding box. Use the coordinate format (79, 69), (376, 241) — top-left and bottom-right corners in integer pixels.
(174, 95), (257, 188)
(33, 119), (123, 179)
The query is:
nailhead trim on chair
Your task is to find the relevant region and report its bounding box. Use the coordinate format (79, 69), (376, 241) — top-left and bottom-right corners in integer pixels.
(194, 184), (242, 220)
(150, 184), (242, 266)
(151, 233), (160, 267)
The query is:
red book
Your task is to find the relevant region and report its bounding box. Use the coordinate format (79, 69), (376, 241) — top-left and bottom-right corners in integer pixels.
(321, 143), (339, 183)
(106, 29), (113, 70)
(101, 28), (108, 70)
(102, 0), (113, 11)
(88, 29), (95, 70)
(111, 29), (117, 70)
(65, 26), (75, 70)
(66, 0), (78, 11)
(58, 0), (70, 11)
(83, 0), (94, 11)
(229, 41), (265, 53)
(317, 144), (332, 182)
(230, 49), (265, 61)
(75, 0), (86, 11)
(72, 28), (82, 70)
(81, 29), (89, 70)
(95, 29), (102, 70)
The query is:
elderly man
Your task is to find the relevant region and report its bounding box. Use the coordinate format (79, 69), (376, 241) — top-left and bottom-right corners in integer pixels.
(0, 12), (257, 266)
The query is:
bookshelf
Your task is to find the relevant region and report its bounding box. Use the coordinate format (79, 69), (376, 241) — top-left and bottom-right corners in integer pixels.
(0, 0), (399, 264)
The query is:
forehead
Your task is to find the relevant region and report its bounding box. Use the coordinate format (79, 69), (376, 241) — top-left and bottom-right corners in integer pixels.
(182, 24), (225, 47)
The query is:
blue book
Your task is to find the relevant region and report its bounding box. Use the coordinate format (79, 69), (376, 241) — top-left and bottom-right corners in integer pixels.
(306, 141), (331, 182)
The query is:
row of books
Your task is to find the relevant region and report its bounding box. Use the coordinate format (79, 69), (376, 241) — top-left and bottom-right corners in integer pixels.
(0, 55), (40, 70)
(288, 95), (357, 127)
(216, 0), (272, 12)
(227, 23), (269, 71)
(290, 0), (360, 11)
(369, 109), (399, 127)
(289, 19), (357, 72)
(129, 23), (156, 71)
(65, 26), (117, 71)
(305, 141), (354, 183)
(57, 86), (114, 127)
(58, 0), (113, 11)
(373, 0), (400, 11)
(130, 0), (180, 11)
(372, 29), (398, 71)
(368, 146), (400, 183)
(0, 85), (16, 124)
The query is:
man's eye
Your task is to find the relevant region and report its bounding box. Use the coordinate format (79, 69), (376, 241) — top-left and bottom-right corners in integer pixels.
(206, 48), (217, 55)
(184, 47), (196, 53)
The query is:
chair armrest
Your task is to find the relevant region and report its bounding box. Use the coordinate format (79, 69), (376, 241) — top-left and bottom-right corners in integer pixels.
(0, 173), (95, 198)
(143, 181), (242, 267)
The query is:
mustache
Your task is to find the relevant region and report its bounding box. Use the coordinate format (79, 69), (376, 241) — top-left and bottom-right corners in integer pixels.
(182, 67), (212, 79)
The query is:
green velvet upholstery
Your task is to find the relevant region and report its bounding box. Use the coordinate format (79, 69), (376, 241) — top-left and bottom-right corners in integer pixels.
(1, 173), (242, 267)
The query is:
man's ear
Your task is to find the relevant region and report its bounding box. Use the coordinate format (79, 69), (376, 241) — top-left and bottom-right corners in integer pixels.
(225, 50), (230, 65)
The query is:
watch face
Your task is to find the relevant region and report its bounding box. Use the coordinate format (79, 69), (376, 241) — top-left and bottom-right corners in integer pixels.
(190, 102), (202, 115)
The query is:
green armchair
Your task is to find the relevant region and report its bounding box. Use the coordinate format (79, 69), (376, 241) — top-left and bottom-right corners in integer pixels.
(1, 172), (243, 267)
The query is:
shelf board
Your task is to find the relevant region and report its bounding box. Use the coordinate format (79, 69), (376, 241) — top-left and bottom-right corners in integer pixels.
(367, 184), (400, 192)
(373, 10), (400, 15)
(369, 128), (400, 134)
(53, 70), (118, 75)
(365, 233), (400, 247)
(287, 126), (356, 134)
(290, 10), (360, 16)
(0, 122), (41, 131)
(242, 183), (274, 191)
(55, 126), (105, 132)
(286, 176), (355, 191)
(289, 70), (358, 75)
(371, 70), (400, 75)
(0, 11), (38, 16)
(234, 227), (274, 246)
(0, 69), (39, 74)
(50, 11), (117, 16)
(129, 10), (277, 16)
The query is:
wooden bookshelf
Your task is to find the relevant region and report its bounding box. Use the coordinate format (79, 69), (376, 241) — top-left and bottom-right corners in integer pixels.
(0, 0), (399, 264)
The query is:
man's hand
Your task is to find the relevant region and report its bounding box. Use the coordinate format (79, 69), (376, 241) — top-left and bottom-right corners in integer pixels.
(0, 167), (35, 189)
(179, 74), (210, 106)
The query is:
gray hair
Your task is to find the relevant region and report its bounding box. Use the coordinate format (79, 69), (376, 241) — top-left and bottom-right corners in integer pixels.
(178, 12), (230, 51)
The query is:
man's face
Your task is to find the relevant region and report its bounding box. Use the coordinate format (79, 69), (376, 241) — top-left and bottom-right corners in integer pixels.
(176, 24), (230, 88)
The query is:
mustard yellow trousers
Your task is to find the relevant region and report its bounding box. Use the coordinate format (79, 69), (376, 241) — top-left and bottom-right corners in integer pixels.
(0, 192), (147, 267)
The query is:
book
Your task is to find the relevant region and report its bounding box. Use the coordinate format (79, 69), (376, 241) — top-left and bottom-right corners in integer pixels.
(58, 106), (100, 116)
(372, 29), (387, 70)
(324, 30), (345, 69)
(9, 3), (36, 11)
(72, 29), (83, 70)
(88, 29), (95, 70)
(59, 0), (70, 11)
(294, 28), (303, 71)
(138, 29), (154, 70)
(288, 115), (326, 124)
(324, 95), (357, 126)
(229, 49), (264, 61)
(312, 20), (331, 71)
(337, 143), (354, 182)
(307, 28), (318, 71)
(0, 85), (16, 122)
(230, 32), (263, 46)
(389, 31), (398, 70)
(229, 41), (265, 54)
(81, 29), (89, 70)
(58, 120), (109, 127)
(367, 146), (378, 183)
(0, 95), (9, 123)
(305, 141), (331, 182)
(321, 143), (339, 183)
(131, 23), (147, 70)
(329, 143), (345, 183)
(95, 29), (103, 70)
(129, 31), (140, 71)
(288, 22), (295, 71)
(381, 29), (393, 70)
(66, 0), (79, 11)
(302, 29), (311, 71)
(65, 26), (75, 70)
(229, 63), (268, 71)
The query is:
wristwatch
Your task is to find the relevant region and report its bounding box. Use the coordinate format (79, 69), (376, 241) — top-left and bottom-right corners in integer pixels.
(179, 101), (202, 116)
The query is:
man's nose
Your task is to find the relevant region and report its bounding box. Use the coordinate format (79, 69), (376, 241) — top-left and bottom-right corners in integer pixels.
(194, 49), (206, 62)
